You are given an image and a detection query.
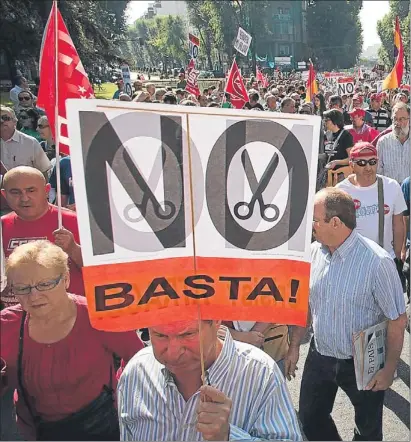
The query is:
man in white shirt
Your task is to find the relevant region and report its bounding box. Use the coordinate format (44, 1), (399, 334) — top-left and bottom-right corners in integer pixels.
(336, 142), (406, 259)
(9, 76), (29, 110)
(0, 106), (51, 178)
(377, 103), (410, 184)
(118, 320), (302, 441)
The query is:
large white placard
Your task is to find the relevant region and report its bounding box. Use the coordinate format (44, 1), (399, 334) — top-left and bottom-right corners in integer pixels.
(234, 27), (252, 56)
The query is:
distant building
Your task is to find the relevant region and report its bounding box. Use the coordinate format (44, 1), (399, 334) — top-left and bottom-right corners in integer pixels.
(143, 1), (187, 19)
(258, 1), (309, 71)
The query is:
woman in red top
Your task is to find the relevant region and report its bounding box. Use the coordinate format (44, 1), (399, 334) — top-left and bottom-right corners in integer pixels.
(1, 240), (143, 441)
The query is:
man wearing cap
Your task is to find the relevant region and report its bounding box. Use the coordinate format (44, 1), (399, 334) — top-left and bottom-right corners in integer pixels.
(368, 94), (392, 132)
(346, 108), (379, 144)
(352, 94), (374, 126)
(336, 142), (406, 261)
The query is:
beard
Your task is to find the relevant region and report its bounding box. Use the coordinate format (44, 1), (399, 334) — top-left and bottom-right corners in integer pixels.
(394, 124), (410, 139)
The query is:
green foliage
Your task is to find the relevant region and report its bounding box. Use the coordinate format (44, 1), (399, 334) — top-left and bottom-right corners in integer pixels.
(306, 0), (363, 71)
(125, 15), (187, 71)
(377, 0), (410, 70)
(0, 0), (130, 79)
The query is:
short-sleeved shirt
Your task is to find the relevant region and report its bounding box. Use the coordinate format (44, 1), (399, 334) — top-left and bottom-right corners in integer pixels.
(377, 131), (410, 184)
(0, 130), (51, 173)
(310, 230), (406, 359)
(1, 204), (84, 296)
(346, 123), (380, 145)
(336, 175), (407, 257)
(326, 128), (354, 161)
(49, 157), (74, 204)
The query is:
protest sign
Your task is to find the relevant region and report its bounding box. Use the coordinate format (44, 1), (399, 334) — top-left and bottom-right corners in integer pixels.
(189, 33), (200, 59)
(337, 77), (355, 96)
(234, 27), (252, 56)
(67, 100), (321, 331)
(121, 64), (132, 96)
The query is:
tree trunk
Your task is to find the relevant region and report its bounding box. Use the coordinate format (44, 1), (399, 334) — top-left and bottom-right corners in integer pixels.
(4, 48), (18, 82)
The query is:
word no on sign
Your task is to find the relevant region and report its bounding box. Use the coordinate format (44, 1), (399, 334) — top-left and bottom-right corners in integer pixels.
(66, 100), (321, 331)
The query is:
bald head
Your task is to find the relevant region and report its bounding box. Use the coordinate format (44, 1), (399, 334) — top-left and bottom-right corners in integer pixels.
(2, 166), (50, 221)
(3, 166), (46, 190)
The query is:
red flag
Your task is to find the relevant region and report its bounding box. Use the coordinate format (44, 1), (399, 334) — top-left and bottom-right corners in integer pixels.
(225, 59), (249, 109)
(185, 58), (200, 97)
(37, 2), (94, 155)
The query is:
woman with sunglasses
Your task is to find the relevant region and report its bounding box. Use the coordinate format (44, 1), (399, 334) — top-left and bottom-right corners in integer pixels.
(17, 108), (42, 143)
(37, 116), (56, 162)
(0, 240), (144, 441)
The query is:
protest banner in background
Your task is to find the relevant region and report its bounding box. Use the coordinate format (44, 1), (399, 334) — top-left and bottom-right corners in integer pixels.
(67, 100), (321, 331)
(234, 27), (252, 56)
(337, 77), (355, 96)
(121, 64), (132, 96)
(189, 33), (200, 59)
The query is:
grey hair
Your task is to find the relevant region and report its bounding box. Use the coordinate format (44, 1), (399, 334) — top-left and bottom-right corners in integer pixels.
(318, 188), (357, 230)
(0, 105), (17, 122)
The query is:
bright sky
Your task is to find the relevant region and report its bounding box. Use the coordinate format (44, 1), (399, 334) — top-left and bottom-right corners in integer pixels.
(126, 0), (390, 50)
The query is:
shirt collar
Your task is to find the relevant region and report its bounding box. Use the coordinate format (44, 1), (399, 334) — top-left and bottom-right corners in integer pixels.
(161, 326), (236, 388)
(3, 130), (19, 143)
(321, 229), (358, 259)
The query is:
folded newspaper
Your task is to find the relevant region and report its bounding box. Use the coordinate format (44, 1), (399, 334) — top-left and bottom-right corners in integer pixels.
(352, 321), (388, 390)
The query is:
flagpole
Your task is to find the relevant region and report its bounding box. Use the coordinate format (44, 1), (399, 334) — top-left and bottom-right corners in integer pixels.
(54, 0), (63, 229)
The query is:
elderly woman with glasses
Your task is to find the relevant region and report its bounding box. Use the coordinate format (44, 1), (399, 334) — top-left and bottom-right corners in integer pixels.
(0, 240), (143, 441)
(17, 108), (42, 142)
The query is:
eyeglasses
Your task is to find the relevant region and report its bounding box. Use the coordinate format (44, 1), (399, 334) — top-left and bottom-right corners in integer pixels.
(1, 115), (12, 122)
(11, 275), (64, 296)
(18, 96), (31, 101)
(393, 117), (409, 124)
(37, 124), (49, 129)
(352, 158), (378, 167)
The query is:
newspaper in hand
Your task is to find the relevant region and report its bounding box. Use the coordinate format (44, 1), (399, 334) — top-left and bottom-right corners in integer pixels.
(353, 321), (388, 391)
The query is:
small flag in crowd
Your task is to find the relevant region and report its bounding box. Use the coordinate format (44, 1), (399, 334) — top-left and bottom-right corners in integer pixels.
(305, 60), (318, 103)
(256, 66), (269, 88)
(185, 58), (200, 97)
(383, 16), (404, 91)
(225, 59), (249, 109)
(37, 2), (94, 155)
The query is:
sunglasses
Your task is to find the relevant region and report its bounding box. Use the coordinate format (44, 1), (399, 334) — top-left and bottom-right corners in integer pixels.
(37, 124), (49, 129)
(1, 115), (12, 122)
(19, 96), (31, 101)
(352, 158), (378, 167)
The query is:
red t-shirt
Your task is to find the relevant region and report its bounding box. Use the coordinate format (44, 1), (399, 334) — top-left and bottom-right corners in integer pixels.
(346, 124), (380, 145)
(1, 204), (84, 297)
(0, 295), (144, 440)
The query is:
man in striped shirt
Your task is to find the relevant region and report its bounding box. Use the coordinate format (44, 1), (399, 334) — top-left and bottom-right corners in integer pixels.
(367, 93), (391, 132)
(292, 188), (406, 441)
(117, 320), (302, 441)
(377, 103), (410, 184)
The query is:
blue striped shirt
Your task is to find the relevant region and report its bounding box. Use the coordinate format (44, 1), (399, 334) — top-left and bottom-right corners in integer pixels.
(310, 229), (406, 359)
(117, 328), (302, 441)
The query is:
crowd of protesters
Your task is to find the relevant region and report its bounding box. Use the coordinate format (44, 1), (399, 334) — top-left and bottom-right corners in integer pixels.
(0, 69), (409, 441)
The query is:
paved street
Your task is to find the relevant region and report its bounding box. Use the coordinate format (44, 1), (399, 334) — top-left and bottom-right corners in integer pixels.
(286, 329), (410, 441)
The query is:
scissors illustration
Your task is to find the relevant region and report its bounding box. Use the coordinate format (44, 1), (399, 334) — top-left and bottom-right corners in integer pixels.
(123, 149), (176, 223)
(233, 149), (280, 222)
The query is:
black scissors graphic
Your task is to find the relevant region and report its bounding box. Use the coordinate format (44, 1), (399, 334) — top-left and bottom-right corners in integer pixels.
(123, 149), (176, 223)
(233, 149), (280, 222)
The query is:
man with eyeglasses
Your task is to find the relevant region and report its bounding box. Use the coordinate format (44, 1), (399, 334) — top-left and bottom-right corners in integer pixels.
(336, 142), (407, 261)
(290, 187), (407, 441)
(0, 106), (51, 179)
(1, 166), (84, 305)
(376, 102), (410, 184)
